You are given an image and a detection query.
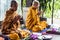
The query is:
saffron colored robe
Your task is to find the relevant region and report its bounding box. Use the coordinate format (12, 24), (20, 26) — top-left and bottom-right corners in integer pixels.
(26, 6), (47, 32)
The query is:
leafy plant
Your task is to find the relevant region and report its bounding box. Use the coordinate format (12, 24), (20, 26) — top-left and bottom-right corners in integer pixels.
(23, 0), (26, 7)
(38, 0), (52, 11)
(38, 0), (60, 18)
(38, 0), (52, 18)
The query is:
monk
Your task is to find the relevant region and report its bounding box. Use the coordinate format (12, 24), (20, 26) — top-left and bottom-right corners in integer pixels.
(26, 1), (47, 32)
(1, 0), (20, 40)
(1, 0), (30, 39)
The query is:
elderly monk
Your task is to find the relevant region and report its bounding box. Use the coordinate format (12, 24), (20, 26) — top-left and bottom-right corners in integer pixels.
(26, 1), (47, 32)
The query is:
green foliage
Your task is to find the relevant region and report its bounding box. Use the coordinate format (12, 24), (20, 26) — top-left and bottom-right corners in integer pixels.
(53, 0), (60, 18)
(54, 0), (60, 10)
(38, 0), (52, 18)
(39, 0), (60, 18)
(23, 0), (26, 7)
(38, 0), (52, 11)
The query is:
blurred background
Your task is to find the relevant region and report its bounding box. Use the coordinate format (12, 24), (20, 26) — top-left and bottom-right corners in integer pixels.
(0, 0), (60, 27)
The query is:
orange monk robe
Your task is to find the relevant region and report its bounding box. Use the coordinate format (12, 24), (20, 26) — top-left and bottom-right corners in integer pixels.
(26, 6), (47, 32)
(1, 10), (20, 40)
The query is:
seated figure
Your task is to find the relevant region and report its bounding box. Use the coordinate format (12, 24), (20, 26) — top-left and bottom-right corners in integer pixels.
(1, 0), (30, 40)
(26, 0), (48, 32)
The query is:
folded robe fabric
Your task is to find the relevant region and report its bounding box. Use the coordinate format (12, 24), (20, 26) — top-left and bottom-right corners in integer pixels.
(1, 9), (20, 34)
(26, 6), (47, 32)
(1, 9), (21, 40)
(9, 33), (20, 40)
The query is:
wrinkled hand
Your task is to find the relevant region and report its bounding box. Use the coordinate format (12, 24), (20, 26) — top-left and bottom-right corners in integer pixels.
(13, 15), (20, 23)
(38, 11), (41, 15)
(37, 11), (43, 15)
(15, 15), (20, 20)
